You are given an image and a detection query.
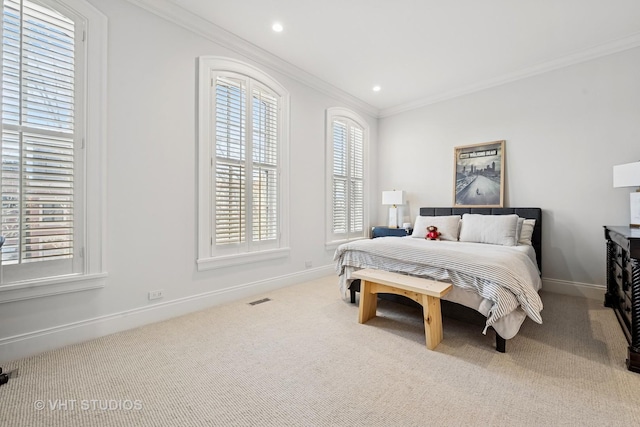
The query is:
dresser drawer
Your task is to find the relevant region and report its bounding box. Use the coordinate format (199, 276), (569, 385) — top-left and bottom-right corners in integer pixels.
(622, 294), (633, 328)
(624, 285), (633, 305)
(626, 260), (636, 289)
(615, 244), (624, 265)
(615, 262), (625, 290)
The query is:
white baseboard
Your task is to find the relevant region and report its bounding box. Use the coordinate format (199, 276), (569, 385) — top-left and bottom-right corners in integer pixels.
(0, 266), (334, 363)
(542, 277), (605, 301)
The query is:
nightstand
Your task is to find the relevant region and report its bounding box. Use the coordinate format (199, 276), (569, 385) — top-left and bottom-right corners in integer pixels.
(371, 226), (413, 239)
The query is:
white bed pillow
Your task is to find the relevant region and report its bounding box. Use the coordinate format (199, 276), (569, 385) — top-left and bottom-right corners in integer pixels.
(459, 214), (519, 246)
(518, 219), (536, 246)
(411, 215), (461, 241)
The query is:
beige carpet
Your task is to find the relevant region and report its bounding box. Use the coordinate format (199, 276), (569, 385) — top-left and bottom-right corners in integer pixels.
(1, 275), (639, 426)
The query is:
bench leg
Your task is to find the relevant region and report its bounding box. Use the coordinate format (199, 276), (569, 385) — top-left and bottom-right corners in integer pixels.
(420, 294), (444, 350)
(358, 280), (377, 324)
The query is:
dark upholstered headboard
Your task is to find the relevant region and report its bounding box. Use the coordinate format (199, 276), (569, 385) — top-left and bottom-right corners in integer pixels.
(418, 207), (542, 272)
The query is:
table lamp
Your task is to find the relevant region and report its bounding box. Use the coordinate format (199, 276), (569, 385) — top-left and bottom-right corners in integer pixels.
(382, 190), (405, 228)
(613, 161), (640, 228)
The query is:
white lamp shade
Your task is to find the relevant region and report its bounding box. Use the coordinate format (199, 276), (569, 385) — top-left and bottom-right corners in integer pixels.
(613, 162), (640, 187)
(382, 190), (405, 206)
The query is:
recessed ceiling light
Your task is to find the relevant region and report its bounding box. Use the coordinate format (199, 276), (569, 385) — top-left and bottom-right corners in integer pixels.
(272, 22), (283, 32)
(373, 85), (381, 92)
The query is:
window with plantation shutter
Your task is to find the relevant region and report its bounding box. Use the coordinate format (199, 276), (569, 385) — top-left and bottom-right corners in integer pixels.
(326, 108), (368, 245)
(0, 0), (107, 296)
(198, 57), (290, 270)
(2, 0), (77, 272)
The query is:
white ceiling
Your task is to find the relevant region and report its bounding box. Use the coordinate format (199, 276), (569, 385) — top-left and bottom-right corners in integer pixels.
(169, 0), (640, 114)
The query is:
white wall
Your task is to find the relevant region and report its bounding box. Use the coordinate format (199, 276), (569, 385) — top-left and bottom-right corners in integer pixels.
(0, 0), (378, 361)
(378, 47), (640, 292)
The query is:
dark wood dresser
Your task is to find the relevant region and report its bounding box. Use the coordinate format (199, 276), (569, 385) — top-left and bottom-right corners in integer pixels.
(604, 226), (640, 372)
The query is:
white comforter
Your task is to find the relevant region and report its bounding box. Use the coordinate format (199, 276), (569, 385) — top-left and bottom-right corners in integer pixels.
(334, 237), (543, 336)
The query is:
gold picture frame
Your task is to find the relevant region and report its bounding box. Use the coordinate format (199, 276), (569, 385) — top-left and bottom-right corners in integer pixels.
(453, 140), (505, 207)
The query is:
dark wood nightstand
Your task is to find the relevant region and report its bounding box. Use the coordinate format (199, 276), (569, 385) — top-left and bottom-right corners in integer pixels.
(371, 226), (413, 239)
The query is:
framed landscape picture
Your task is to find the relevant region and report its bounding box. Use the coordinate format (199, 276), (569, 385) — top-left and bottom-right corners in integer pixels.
(453, 140), (505, 207)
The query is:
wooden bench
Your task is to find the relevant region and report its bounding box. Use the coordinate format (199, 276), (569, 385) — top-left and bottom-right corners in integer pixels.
(352, 269), (453, 350)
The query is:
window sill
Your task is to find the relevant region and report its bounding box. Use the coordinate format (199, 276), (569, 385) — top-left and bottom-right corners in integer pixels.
(0, 272), (108, 304)
(325, 237), (367, 251)
(197, 247), (291, 271)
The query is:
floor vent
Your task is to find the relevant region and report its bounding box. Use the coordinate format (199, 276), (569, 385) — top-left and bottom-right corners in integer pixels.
(248, 298), (271, 306)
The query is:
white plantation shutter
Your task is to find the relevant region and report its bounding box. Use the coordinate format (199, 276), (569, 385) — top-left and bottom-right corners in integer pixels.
(212, 73), (280, 252)
(251, 86), (278, 242)
(332, 120), (347, 234)
(214, 76), (245, 245)
(349, 125), (364, 233)
(331, 116), (365, 240)
(1, 0), (77, 266)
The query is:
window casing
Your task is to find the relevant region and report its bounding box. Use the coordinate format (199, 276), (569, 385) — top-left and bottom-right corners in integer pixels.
(326, 107), (369, 246)
(0, 0), (107, 302)
(197, 57), (290, 270)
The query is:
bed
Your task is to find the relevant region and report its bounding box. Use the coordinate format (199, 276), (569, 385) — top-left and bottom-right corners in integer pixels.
(334, 207), (543, 352)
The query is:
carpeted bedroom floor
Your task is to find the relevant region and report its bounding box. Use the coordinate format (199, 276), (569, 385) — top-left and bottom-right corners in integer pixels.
(1, 275), (639, 426)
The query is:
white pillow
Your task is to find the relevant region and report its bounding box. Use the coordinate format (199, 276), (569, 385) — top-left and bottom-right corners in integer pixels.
(459, 214), (519, 246)
(518, 219), (536, 246)
(411, 215), (461, 241)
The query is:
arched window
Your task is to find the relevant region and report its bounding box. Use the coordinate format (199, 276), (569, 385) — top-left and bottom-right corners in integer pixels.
(326, 107), (369, 245)
(197, 57), (290, 270)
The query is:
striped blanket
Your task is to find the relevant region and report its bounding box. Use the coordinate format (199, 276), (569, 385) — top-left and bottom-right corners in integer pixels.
(334, 237), (543, 328)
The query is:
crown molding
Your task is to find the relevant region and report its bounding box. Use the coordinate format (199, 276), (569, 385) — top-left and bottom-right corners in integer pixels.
(379, 31), (640, 118)
(124, 0), (379, 117)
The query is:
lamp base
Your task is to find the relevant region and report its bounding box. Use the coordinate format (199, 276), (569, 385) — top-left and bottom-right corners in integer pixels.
(388, 206), (398, 228)
(631, 193), (640, 228)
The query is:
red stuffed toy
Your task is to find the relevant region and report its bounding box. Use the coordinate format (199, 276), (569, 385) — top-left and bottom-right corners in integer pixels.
(425, 225), (441, 240)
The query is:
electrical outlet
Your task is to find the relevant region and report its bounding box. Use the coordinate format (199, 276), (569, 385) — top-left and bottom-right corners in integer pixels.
(148, 290), (164, 300)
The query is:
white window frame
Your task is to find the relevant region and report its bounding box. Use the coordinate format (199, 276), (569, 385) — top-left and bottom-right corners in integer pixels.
(0, 0), (107, 303)
(197, 56), (290, 271)
(325, 107), (369, 249)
